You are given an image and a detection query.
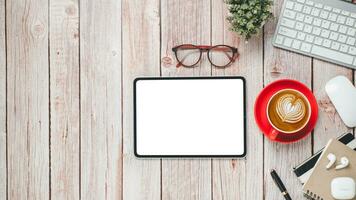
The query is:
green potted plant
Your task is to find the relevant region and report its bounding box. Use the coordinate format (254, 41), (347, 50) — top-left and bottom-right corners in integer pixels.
(226, 0), (273, 40)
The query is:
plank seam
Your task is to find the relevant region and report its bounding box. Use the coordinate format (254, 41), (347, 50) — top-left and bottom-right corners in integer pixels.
(47, 0), (52, 199)
(78, 0), (82, 198)
(262, 30), (265, 192)
(209, 0), (213, 199)
(120, 0), (123, 200)
(159, 1), (163, 199)
(4, 0), (8, 198)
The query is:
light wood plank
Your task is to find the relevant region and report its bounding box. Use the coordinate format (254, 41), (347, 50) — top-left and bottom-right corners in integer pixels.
(263, 0), (312, 199)
(161, 1), (211, 199)
(0, 0), (6, 198)
(211, 1), (264, 199)
(122, 1), (161, 200)
(80, 0), (122, 199)
(6, 0), (49, 199)
(313, 61), (353, 151)
(49, 0), (80, 199)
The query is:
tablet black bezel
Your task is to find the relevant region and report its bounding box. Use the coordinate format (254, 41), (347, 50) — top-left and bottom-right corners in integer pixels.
(133, 76), (247, 158)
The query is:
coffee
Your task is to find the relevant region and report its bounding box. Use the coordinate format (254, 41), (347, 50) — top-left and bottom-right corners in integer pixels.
(267, 89), (310, 133)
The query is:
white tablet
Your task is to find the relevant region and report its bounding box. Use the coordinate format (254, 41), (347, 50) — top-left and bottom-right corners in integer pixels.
(134, 77), (246, 157)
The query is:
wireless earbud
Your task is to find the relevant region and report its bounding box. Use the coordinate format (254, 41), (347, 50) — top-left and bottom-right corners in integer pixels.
(326, 153), (336, 169)
(335, 157), (349, 170)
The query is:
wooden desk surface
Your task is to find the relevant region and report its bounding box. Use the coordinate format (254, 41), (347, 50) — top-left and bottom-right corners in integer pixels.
(0, 0), (354, 199)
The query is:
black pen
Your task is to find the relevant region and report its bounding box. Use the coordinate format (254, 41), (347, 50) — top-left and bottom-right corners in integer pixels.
(270, 169), (292, 200)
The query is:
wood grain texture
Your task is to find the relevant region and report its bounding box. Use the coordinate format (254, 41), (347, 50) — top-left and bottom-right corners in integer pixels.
(80, 0), (122, 199)
(6, 0), (50, 199)
(210, 1), (264, 199)
(161, 1), (211, 199)
(263, 0), (312, 199)
(122, 1), (161, 200)
(313, 60), (353, 151)
(3, 1), (356, 199)
(0, 0), (6, 198)
(49, 0), (80, 199)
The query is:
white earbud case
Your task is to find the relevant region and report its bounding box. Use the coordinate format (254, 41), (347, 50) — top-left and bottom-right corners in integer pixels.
(331, 177), (355, 200)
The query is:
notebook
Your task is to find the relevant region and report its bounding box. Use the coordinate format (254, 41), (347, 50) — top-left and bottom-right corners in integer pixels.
(293, 133), (356, 184)
(302, 139), (356, 200)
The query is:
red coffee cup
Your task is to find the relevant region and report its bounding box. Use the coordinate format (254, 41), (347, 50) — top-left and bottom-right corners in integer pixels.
(254, 79), (318, 143)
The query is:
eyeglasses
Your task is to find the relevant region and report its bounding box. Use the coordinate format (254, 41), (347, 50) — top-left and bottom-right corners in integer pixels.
(172, 44), (239, 68)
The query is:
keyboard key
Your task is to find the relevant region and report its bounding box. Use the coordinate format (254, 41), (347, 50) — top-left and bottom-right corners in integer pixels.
(320, 11), (329, 19)
(339, 25), (347, 34)
(315, 3), (322, 8)
(321, 20), (331, 29)
(275, 35), (285, 44)
(304, 16), (313, 24)
(281, 18), (296, 28)
(313, 18), (322, 26)
(297, 0), (305, 2)
(329, 13), (338, 21)
(304, 25), (312, 33)
(279, 27), (297, 38)
(330, 23), (339, 31)
(347, 28), (356, 36)
(346, 18), (355, 26)
(323, 39), (332, 48)
(331, 41), (340, 50)
(286, 1), (294, 9)
(340, 44), (349, 53)
(301, 43), (312, 52)
(306, 0), (314, 6)
(292, 40), (301, 49)
(330, 32), (339, 40)
(284, 9), (296, 19)
(311, 8), (320, 16)
(315, 37), (323, 45)
(346, 37), (355, 46)
(294, 3), (303, 12)
(332, 8), (341, 14)
(337, 16), (346, 24)
(303, 6), (312, 14)
(321, 30), (330, 38)
(284, 38), (293, 47)
(324, 6), (332, 11)
(306, 34), (315, 42)
(311, 46), (354, 64)
(297, 32), (306, 40)
(312, 27), (321, 35)
(338, 34), (347, 43)
(351, 13), (356, 18)
(342, 10), (350, 16)
(349, 47), (356, 55)
(296, 13), (305, 21)
(295, 22), (304, 30)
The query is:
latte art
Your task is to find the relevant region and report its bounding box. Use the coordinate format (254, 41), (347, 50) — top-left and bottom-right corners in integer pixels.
(276, 94), (306, 124)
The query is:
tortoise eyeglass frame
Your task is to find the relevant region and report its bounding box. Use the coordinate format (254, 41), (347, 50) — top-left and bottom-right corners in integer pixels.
(172, 44), (239, 68)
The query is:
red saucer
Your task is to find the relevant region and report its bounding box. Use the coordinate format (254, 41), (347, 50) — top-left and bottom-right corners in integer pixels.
(254, 79), (318, 143)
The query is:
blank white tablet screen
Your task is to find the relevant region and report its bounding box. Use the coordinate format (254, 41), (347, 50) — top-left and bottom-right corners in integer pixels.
(135, 77), (245, 156)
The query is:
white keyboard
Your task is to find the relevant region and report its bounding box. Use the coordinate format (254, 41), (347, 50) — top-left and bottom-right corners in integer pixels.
(273, 0), (356, 69)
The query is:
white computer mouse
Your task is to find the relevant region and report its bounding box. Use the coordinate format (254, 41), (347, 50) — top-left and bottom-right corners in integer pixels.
(325, 76), (356, 127)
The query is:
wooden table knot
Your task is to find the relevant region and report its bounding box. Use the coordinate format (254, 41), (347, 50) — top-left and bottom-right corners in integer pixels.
(270, 65), (284, 77)
(65, 5), (77, 16)
(31, 22), (46, 37)
(161, 56), (173, 67)
(318, 98), (336, 118)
